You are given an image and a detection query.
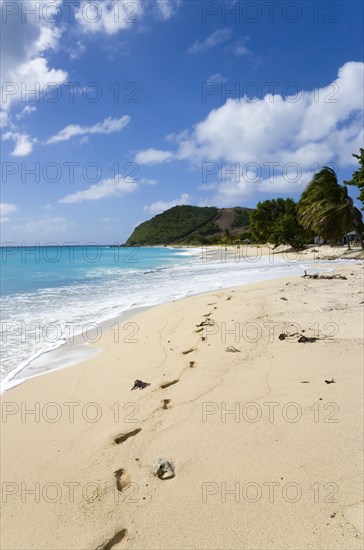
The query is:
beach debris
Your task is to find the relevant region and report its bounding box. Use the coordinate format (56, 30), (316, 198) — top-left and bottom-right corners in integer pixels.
(161, 399), (173, 410)
(280, 297), (288, 301)
(131, 379), (151, 390)
(196, 318), (215, 327)
(279, 331), (330, 343)
(152, 457), (175, 479)
(301, 381), (310, 383)
(226, 346), (240, 353)
(325, 378), (336, 384)
(298, 335), (318, 343)
(189, 361), (196, 368)
(302, 270), (347, 280)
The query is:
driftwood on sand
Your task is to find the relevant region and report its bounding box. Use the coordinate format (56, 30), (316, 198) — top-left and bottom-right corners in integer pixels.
(302, 270), (347, 280)
(196, 318), (215, 327)
(279, 332), (329, 343)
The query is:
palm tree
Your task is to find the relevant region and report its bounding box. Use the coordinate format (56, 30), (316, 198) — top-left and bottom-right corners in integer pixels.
(298, 167), (364, 250)
(220, 228), (233, 245)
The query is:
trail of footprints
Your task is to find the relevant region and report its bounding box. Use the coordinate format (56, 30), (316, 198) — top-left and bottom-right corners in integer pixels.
(113, 469), (130, 492)
(96, 529), (128, 550)
(98, 302), (221, 548)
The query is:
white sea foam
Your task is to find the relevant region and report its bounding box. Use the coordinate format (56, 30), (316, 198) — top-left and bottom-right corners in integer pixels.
(0, 250), (337, 391)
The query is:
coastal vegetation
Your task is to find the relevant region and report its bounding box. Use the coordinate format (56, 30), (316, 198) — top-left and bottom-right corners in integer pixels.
(298, 166), (364, 249)
(126, 205), (251, 245)
(125, 152), (364, 250)
(249, 198), (313, 250)
(344, 148), (364, 210)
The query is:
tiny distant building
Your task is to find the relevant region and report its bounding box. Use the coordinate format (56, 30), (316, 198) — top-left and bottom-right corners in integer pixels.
(340, 231), (357, 246)
(314, 236), (325, 245)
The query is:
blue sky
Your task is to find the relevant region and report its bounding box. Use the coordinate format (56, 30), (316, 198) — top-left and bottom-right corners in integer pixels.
(1, 0), (363, 244)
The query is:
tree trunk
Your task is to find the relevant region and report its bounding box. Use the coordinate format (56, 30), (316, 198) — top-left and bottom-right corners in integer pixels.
(345, 234), (351, 250)
(350, 205), (364, 249)
(354, 229), (364, 250)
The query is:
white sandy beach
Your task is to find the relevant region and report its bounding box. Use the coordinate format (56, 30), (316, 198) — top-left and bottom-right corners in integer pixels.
(1, 252), (363, 549)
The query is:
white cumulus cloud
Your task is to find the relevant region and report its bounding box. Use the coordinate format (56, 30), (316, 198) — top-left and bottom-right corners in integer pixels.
(0, 203), (18, 222)
(47, 115), (131, 144)
(154, 0), (181, 20)
(136, 62), (364, 202)
(2, 132), (35, 156)
(59, 177), (138, 203)
(135, 148), (174, 165)
(75, 0), (181, 34)
(189, 28), (232, 54)
(76, 0), (143, 35)
(144, 193), (191, 214)
(1, 0), (67, 115)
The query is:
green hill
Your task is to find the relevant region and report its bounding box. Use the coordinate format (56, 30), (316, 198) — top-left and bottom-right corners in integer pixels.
(125, 205), (251, 245)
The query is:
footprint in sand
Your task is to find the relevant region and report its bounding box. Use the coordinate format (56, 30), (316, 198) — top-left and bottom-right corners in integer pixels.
(160, 379), (179, 389)
(114, 428), (141, 445)
(114, 469), (130, 492)
(96, 528), (128, 550)
(182, 348), (195, 355)
(161, 399), (174, 409)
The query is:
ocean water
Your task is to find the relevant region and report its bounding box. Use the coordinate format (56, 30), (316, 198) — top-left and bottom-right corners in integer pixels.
(0, 245), (326, 389)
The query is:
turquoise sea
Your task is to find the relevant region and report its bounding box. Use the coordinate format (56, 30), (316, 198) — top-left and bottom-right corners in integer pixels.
(0, 245), (326, 389)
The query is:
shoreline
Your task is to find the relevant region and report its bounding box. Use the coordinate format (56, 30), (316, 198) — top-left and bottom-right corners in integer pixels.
(1, 245), (362, 393)
(0, 305), (151, 394)
(1, 260), (363, 549)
